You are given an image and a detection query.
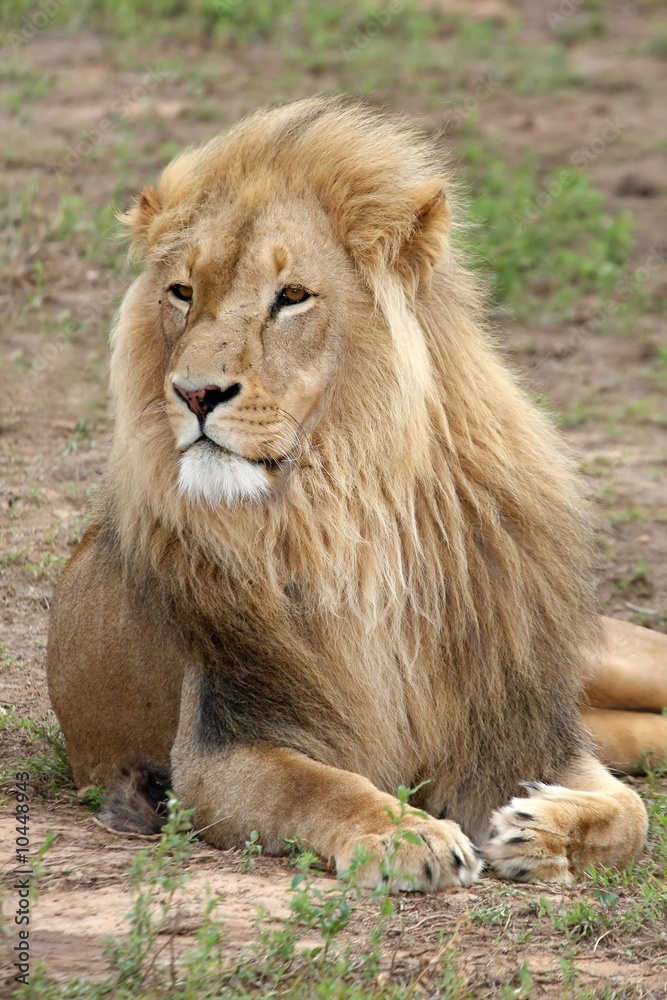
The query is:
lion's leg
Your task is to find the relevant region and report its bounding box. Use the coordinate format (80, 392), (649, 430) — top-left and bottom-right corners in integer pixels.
(484, 753), (647, 883)
(46, 526), (184, 787)
(586, 617), (667, 710)
(583, 707), (667, 773)
(580, 617), (667, 773)
(170, 669), (481, 892)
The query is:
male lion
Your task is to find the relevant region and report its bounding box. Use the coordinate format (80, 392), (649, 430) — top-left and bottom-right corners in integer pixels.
(47, 97), (667, 890)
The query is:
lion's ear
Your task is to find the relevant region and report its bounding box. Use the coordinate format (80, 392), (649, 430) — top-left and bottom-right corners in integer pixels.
(344, 178), (451, 291)
(400, 183), (452, 288)
(117, 185), (163, 256)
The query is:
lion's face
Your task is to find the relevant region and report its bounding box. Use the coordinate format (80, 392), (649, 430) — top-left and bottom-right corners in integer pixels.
(158, 195), (360, 506)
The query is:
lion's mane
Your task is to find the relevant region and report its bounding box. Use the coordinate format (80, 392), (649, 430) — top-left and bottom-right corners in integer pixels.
(103, 97), (597, 838)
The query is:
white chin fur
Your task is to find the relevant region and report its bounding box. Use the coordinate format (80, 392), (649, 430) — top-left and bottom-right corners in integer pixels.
(178, 445), (271, 506)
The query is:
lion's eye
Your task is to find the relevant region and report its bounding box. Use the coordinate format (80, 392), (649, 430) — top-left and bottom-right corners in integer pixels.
(169, 283), (193, 303)
(276, 285), (310, 309)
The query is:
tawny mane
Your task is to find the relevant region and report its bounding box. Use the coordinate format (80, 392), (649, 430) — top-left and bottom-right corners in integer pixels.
(105, 97), (597, 836)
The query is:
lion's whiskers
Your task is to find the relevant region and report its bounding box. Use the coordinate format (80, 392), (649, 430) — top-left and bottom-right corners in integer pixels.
(275, 407), (310, 463)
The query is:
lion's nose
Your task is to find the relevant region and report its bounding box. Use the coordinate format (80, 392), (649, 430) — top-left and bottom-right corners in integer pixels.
(173, 382), (242, 422)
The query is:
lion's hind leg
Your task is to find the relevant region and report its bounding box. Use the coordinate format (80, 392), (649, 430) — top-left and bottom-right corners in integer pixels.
(588, 618), (667, 711)
(583, 618), (667, 773)
(484, 754), (648, 884)
(584, 707), (667, 774)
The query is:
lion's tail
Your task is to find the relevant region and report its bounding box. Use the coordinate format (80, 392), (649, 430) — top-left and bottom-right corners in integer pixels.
(101, 760), (171, 835)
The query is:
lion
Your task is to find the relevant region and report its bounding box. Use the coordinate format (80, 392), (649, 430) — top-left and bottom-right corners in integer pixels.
(46, 96), (667, 890)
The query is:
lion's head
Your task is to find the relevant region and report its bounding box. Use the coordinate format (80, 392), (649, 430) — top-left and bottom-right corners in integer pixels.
(112, 97), (455, 514)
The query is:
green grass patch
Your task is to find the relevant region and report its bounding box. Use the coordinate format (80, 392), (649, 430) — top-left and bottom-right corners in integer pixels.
(459, 140), (635, 319)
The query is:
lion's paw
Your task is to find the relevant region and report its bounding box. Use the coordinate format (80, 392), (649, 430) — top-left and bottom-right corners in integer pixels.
(338, 817), (482, 893)
(484, 783), (582, 883)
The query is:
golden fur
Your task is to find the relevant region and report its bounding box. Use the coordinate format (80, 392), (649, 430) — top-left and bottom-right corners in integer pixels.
(47, 97), (661, 889)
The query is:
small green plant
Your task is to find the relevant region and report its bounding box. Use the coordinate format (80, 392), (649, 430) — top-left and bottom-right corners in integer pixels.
(105, 795), (199, 990)
(559, 954), (578, 991)
(552, 897), (607, 940)
(499, 959), (533, 998)
(0, 704), (18, 730)
(80, 784), (108, 815)
(23, 552), (68, 582)
(0, 711), (73, 797)
(239, 828), (263, 872)
(437, 945), (468, 999)
(0, 548), (27, 568)
(64, 417), (94, 454)
(287, 850), (355, 962)
(378, 782), (430, 892)
(472, 902), (511, 926)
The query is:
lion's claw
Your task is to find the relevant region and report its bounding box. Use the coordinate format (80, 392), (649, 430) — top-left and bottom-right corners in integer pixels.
(338, 817), (482, 892)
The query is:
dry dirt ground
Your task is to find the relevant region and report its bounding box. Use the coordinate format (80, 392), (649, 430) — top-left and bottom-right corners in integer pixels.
(1, 1), (667, 996)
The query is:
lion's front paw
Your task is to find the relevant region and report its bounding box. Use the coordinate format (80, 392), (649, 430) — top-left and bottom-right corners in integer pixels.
(485, 787), (573, 884)
(485, 780), (642, 884)
(338, 817), (482, 893)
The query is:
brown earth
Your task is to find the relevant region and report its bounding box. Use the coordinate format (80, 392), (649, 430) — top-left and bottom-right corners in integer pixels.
(1, 1), (666, 996)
